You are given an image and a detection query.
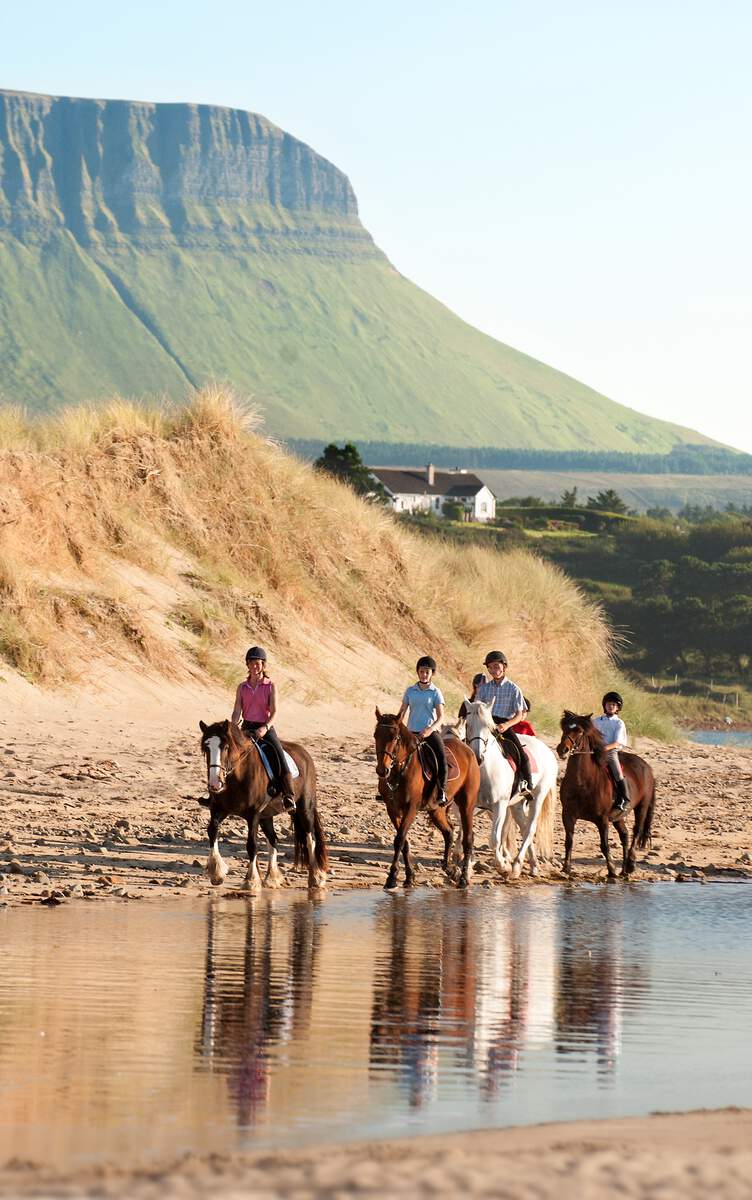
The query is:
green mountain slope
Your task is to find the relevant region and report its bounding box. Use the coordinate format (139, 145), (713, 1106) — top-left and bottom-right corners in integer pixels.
(0, 89), (715, 451)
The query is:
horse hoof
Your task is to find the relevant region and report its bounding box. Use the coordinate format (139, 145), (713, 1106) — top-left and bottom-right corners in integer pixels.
(384, 879), (398, 892)
(511, 862), (523, 880)
(208, 876), (225, 888)
(457, 875), (469, 889)
(309, 871), (327, 889)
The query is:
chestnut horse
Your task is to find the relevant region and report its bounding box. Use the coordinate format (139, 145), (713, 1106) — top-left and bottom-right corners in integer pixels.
(556, 712), (655, 878)
(374, 709), (479, 890)
(199, 719), (328, 891)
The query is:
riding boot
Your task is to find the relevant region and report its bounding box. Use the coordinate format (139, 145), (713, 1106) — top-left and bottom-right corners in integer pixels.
(280, 770), (296, 812)
(609, 777), (630, 821)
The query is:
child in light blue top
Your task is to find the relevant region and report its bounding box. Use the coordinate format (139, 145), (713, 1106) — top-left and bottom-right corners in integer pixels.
(397, 656), (448, 806)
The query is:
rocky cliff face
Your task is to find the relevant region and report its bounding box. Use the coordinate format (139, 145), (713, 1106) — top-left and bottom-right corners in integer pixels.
(0, 89), (362, 244)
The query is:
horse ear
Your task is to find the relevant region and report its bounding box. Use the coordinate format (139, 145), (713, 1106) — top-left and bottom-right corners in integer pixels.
(221, 718), (230, 731)
(375, 706), (382, 719)
(586, 712), (593, 720)
(199, 720), (207, 733)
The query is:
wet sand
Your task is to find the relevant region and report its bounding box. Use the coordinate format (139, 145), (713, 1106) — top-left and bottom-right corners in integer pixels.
(2, 1109), (751, 1198)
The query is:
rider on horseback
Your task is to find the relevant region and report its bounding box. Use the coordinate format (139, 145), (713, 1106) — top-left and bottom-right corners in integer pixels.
(594, 691), (630, 819)
(397, 656), (449, 807)
(231, 646), (295, 810)
(475, 651), (533, 795)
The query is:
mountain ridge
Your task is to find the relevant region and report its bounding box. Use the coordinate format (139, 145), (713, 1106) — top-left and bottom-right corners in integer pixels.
(0, 88), (717, 451)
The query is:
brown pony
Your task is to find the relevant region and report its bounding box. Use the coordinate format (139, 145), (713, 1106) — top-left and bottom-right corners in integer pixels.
(556, 711), (655, 878)
(373, 709), (479, 890)
(199, 719), (328, 891)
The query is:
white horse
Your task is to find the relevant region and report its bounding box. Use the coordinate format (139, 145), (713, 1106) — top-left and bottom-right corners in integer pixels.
(463, 701), (557, 879)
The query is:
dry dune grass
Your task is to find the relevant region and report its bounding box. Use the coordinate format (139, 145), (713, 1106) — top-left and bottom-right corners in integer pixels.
(0, 387), (633, 728)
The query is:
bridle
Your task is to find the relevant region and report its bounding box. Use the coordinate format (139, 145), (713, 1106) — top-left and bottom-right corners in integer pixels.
(374, 723), (417, 792)
(466, 729), (493, 764)
(203, 734), (234, 792)
(558, 725), (592, 758)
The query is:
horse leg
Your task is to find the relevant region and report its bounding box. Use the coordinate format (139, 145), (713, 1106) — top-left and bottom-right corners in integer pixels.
(401, 838), (415, 889)
(427, 805), (454, 878)
(261, 816), (283, 888)
(563, 812), (576, 876)
(244, 811), (263, 893)
(598, 818), (618, 879)
(385, 802), (419, 892)
(456, 791), (474, 888)
(509, 798), (536, 879)
(206, 810), (229, 886)
(615, 817), (632, 876)
(491, 801), (512, 877)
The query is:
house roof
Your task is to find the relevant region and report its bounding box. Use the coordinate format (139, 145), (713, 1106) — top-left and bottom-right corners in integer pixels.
(369, 467), (490, 499)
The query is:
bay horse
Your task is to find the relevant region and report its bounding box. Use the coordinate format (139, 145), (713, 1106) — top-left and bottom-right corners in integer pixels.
(373, 709), (479, 890)
(556, 711), (655, 878)
(463, 700), (557, 879)
(199, 719), (328, 891)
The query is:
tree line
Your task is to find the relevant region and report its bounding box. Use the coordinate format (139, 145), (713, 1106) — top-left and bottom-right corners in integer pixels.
(291, 438), (752, 476)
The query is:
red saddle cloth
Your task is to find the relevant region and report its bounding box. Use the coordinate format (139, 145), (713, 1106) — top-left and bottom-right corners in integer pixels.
(502, 740), (539, 777)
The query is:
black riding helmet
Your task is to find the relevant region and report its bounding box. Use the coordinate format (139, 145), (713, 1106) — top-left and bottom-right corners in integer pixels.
(602, 691), (623, 710)
(245, 646), (267, 662)
(484, 650), (508, 666)
(416, 655), (437, 672)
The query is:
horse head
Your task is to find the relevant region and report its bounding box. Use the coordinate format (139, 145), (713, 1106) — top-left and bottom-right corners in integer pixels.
(373, 709), (409, 778)
(556, 711), (595, 760)
(463, 699), (496, 764)
(199, 718), (235, 793)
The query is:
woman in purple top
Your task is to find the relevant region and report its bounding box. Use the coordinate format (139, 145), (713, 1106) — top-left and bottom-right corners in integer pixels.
(231, 646), (294, 807)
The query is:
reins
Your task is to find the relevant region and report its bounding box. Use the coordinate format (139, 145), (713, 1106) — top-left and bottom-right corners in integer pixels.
(375, 722), (419, 792)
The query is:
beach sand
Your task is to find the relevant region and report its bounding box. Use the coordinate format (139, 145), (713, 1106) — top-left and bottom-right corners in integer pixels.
(2, 681), (751, 1198)
(1, 1109), (751, 1198)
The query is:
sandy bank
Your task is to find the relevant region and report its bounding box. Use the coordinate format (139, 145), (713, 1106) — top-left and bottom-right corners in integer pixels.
(2, 1108), (751, 1198)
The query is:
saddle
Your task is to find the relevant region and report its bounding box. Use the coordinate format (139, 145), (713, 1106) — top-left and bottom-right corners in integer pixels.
(252, 737), (299, 791)
(494, 732), (538, 777)
(418, 742), (461, 786)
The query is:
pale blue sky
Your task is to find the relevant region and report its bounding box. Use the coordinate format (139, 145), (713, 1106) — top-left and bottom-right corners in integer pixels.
(3, 1), (751, 453)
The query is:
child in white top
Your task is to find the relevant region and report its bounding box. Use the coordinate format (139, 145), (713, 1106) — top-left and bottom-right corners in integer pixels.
(593, 691), (629, 816)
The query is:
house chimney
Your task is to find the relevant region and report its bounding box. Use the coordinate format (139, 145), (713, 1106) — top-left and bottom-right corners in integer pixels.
(426, 462), (435, 486)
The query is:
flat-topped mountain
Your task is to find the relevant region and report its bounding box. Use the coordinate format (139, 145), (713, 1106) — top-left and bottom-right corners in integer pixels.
(0, 89), (714, 451)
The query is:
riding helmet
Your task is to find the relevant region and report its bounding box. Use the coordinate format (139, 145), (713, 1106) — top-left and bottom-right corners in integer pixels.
(245, 646), (268, 661)
(602, 691), (623, 709)
(484, 650), (508, 666)
(416, 655), (437, 672)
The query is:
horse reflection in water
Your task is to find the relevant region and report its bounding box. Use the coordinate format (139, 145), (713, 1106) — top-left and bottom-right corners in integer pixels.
(369, 894), (649, 1105)
(196, 898), (321, 1128)
(369, 896), (557, 1104)
(555, 908), (648, 1077)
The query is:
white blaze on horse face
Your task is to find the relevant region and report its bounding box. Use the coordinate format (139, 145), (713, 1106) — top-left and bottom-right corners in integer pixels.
(205, 736), (223, 792)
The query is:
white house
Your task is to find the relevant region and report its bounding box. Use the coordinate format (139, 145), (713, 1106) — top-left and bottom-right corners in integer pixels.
(369, 463), (497, 522)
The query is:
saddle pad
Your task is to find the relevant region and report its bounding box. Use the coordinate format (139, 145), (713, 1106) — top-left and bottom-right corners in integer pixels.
(284, 750), (300, 779)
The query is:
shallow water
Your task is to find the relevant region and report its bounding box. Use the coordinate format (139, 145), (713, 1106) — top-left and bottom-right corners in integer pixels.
(1, 885), (751, 1167)
(687, 728), (752, 748)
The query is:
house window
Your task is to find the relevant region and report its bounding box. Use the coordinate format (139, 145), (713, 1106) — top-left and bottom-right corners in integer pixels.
(435, 497), (441, 509)
(480, 501), (487, 514)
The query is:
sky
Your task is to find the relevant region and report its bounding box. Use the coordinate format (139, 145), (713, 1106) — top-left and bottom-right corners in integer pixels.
(3, 0), (752, 453)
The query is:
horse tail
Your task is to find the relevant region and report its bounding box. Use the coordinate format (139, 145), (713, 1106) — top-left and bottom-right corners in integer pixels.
(292, 803), (329, 873)
(313, 807), (329, 873)
(535, 785), (555, 861)
(293, 808), (308, 869)
(635, 776), (656, 850)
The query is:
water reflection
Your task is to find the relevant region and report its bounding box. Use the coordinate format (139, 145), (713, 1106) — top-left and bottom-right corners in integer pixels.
(3, 886), (750, 1168)
(197, 897), (322, 1128)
